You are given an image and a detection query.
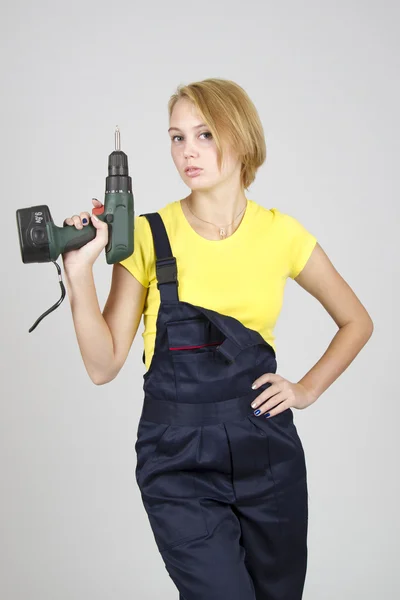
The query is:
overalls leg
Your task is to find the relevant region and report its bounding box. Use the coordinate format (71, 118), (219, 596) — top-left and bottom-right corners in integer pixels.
(225, 413), (309, 599)
(136, 416), (258, 600)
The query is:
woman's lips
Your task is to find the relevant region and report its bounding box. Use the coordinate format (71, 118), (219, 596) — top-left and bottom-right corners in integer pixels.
(185, 168), (202, 177)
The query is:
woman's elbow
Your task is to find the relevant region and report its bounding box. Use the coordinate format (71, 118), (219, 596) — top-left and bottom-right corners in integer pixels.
(90, 370), (118, 386)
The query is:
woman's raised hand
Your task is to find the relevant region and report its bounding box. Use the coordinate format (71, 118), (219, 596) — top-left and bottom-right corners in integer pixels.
(61, 198), (109, 273)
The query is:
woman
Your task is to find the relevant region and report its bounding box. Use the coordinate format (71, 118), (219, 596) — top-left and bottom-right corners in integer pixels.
(62, 78), (373, 599)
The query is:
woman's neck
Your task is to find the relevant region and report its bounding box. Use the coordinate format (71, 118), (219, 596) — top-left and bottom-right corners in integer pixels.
(184, 190), (247, 226)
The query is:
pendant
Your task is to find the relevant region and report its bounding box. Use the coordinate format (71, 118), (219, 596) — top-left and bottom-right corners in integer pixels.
(219, 227), (226, 239)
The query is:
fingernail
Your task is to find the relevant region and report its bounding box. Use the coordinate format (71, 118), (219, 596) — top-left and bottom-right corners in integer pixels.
(82, 218), (88, 224)
(251, 384), (257, 389)
(254, 409), (261, 416)
(264, 413), (270, 418)
(92, 215), (99, 221)
(251, 403), (256, 408)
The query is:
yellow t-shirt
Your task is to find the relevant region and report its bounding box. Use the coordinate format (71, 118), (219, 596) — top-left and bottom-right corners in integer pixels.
(119, 198), (317, 371)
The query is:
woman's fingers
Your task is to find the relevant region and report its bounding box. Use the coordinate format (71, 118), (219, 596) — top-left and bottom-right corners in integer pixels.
(80, 211), (91, 225)
(63, 196), (103, 228)
(63, 215), (81, 228)
(63, 200), (102, 228)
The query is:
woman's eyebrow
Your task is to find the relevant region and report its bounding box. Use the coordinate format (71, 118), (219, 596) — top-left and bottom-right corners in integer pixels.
(168, 123), (207, 133)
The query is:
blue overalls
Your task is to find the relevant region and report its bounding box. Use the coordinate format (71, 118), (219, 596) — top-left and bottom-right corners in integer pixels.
(135, 212), (309, 600)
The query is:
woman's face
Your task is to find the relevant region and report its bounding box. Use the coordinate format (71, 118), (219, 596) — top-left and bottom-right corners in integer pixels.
(169, 98), (241, 191)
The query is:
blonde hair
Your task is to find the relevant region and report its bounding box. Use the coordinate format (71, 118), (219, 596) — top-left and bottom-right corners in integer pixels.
(168, 78), (266, 190)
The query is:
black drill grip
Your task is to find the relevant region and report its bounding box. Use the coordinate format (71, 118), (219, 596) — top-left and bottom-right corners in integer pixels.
(62, 221), (97, 253)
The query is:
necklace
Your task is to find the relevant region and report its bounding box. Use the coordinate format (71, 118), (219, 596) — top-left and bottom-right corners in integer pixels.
(185, 198), (247, 240)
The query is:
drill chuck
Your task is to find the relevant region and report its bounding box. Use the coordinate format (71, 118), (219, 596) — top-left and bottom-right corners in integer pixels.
(106, 126), (132, 193)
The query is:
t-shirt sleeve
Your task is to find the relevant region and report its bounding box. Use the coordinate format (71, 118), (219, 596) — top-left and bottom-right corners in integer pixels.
(283, 213), (318, 279)
(118, 215), (153, 287)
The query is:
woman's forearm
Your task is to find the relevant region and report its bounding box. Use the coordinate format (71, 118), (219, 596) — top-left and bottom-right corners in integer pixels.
(297, 317), (374, 404)
(64, 267), (116, 384)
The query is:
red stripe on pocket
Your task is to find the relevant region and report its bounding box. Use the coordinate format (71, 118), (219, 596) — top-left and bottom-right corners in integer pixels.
(169, 341), (222, 351)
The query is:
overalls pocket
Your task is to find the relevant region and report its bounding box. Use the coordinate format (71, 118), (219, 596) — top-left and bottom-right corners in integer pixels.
(249, 410), (307, 483)
(167, 316), (260, 402)
(135, 419), (171, 486)
(166, 316), (225, 354)
(287, 421), (305, 455)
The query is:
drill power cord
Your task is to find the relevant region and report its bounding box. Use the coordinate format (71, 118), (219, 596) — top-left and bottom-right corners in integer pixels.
(29, 260), (66, 332)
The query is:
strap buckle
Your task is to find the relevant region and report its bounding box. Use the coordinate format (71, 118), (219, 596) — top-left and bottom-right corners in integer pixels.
(156, 257), (178, 289)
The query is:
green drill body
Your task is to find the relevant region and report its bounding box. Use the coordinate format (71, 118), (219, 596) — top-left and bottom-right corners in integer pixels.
(47, 191), (134, 264)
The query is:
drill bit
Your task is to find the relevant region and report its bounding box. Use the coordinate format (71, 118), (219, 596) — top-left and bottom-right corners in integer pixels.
(106, 126), (131, 193)
(115, 126), (121, 151)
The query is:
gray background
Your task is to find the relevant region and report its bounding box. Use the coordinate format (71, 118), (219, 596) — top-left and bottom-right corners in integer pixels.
(1, 0), (398, 598)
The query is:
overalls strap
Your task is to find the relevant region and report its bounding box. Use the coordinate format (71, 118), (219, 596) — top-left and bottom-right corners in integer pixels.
(139, 213), (179, 304)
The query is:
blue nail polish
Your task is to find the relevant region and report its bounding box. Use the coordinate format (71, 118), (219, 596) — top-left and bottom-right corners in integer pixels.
(254, 409), (261, 416)
(264, 413), (270, 418)
(82, 218), (88, 224)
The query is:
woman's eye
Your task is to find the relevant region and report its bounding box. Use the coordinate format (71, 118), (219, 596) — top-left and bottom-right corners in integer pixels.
(171, 132), (212, 142)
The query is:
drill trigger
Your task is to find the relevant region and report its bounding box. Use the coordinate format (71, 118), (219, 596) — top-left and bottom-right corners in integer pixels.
(92, 206), (105, 216)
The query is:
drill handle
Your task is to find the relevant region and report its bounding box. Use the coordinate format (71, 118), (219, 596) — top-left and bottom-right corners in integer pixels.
(61, 220), (98, 253)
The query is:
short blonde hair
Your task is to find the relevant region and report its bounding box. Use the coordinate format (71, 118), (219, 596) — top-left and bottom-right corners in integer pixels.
(168, 78), (266, 190)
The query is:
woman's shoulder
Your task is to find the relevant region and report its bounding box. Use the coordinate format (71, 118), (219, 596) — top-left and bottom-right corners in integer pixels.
(247, 201), (316, 246)
(136, 199), (179, 222)
(254, 203), (312, 232)
(246, 199), (284, 228)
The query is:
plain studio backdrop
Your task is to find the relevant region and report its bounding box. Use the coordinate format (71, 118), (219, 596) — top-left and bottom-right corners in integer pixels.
(1, 1), (398, 598)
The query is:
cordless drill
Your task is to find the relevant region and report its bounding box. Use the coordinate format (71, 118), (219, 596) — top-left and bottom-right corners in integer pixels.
(16, 127), (135, 331)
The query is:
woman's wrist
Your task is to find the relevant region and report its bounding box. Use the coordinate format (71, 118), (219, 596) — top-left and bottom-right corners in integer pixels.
(64, 263), (93, 279)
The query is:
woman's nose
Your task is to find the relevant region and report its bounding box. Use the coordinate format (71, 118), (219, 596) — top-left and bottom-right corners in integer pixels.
(183, 143), (198, 158)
